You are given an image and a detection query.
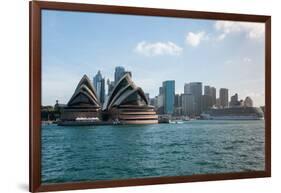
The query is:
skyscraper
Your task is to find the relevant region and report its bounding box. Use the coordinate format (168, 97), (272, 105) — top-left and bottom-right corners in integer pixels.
(93, 71), (105, 104)
(156, 95), (164, 114)
(156, 86), (164, 114)
(210, 87), (216, 105)
(149, 97), (157, 107)
(181, 93), (195, 116)
(219, 88), (229, 108)
(174, 94), (182, 116)
(159, 86), (164, 95)
(114, 66), (125, 83)
(174, 94), (182, 108)
(204, 85), (211, 96)
(204, 85), (216, 106)
(202, 95), (213, 111)
(229, 93), (239, 107)
(184, 82), (202, 115)
(145, 93), (150, 104)
(163, 80), (175, 114)
(107, 79), (115, 96)
(184, 83), (191, 94)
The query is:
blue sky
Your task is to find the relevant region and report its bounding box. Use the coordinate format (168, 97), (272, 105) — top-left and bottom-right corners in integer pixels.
(42, 10), (265, 106)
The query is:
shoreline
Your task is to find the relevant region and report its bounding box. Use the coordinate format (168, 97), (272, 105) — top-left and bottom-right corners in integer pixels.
(41, 119), (264, 127)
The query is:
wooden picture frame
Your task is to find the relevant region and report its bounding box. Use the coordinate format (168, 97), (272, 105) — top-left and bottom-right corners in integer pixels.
(30, 1), (271, 192)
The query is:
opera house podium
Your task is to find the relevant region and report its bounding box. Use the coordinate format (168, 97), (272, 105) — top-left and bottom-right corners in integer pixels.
(59, 74), (158, 125)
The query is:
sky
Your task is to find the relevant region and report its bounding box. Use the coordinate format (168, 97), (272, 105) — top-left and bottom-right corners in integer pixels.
(42, 10), (265, 107)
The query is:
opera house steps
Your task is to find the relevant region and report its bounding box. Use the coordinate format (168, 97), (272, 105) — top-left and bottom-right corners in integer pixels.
(120, 111), (156, 115)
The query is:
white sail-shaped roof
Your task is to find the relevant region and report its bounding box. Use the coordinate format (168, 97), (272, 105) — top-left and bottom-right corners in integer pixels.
(67, 75), (101, 107)
(104, 74), (148, 110)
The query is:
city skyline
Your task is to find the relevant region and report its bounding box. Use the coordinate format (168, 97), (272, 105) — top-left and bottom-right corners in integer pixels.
(46, 66), (260, 109)
(42, 10), (265, 106)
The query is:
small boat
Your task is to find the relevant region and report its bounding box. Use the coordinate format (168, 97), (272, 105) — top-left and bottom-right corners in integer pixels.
(170, 120), (184, 124)
(113, 119), (120, 125)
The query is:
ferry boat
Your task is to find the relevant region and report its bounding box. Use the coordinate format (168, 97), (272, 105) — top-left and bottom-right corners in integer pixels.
(57, 117), (101, 126)
(169, 120), (184, 124)
(201, 107), (264, 120)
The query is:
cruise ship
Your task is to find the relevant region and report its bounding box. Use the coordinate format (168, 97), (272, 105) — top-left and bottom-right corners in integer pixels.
(201, 107), (264, 120)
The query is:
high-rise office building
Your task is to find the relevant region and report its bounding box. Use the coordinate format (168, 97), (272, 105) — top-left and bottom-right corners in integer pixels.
(155, 86), (165, 114)
(210, 87), (216, 105)
(184, 82), (202, 115)
(156, 95), (164, 114)
(163, 80), (175, 114)
(204, 85), (211, 96)
(202, 95), (213, 111)
(93, 71), (105, 104)
(181, 93), (195, 116)
(174, 94), (182, 116)
(114, 66), (125, 83)
(229, 93), (239, 107)
(149, 97), (157, 107)
(174, 94), (182, 108)
(157, 95), (164, 108)
(219, 88), (229, 108)
(204, 85), (216, 106)
(215, 98), (221, 107)
(159, 86), (163, 95)
(107, 79), (115, 96)
(184, 83), (191, 94)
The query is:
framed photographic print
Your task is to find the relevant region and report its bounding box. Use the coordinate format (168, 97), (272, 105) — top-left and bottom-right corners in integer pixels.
(30, 1), (271, 192)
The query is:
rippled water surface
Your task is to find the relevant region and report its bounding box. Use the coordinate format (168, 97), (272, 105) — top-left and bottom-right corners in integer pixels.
(41, 120), (265, 183)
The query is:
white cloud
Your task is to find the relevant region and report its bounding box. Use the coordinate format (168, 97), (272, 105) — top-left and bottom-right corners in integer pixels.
(185, 31), (206, 47)
(135, 41), (182, 56)
(224, 57), (252, 66)
(215, 21), (265, 40)
(217, 33), (226, 41)
(243, 57), (252, 63)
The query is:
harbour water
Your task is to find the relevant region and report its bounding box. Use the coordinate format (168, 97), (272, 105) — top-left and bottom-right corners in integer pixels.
(41, 120), (265, 184)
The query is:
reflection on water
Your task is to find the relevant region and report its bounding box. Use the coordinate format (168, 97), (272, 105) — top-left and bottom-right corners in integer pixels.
(41, 120), (265, 183)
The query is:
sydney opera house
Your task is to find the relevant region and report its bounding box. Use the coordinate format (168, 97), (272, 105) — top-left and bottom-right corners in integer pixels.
(59, 75), (102, 125)
(59, 74), (158, 125)
(103, 73), (158, 124)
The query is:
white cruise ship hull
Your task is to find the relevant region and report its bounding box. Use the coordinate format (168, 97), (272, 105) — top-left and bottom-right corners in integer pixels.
(201, 114), (264, 120)
(201, 107), (264, 120)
